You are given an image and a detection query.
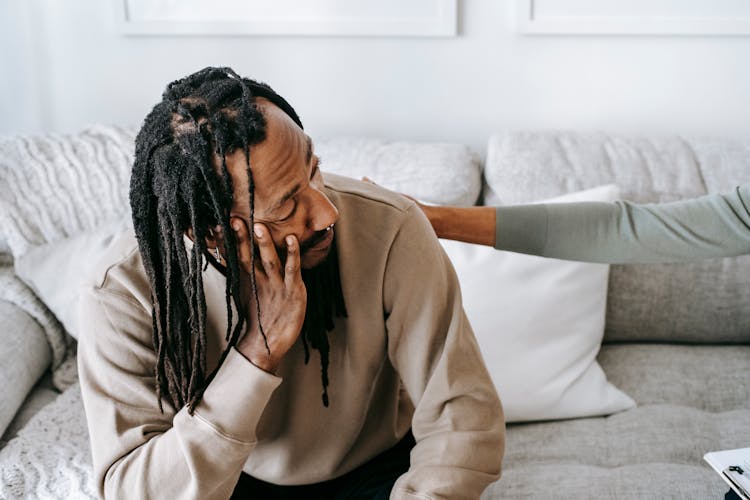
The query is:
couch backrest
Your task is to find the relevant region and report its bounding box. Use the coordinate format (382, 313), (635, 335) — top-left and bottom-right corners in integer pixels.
(314, 137), (481, 206)
(484, 131), (750, 344)
(0, 128), (481, 259)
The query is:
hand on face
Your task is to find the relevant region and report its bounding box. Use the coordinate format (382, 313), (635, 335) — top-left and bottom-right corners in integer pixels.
(230, 217), (307, 374)
(223, 100), (339, 270)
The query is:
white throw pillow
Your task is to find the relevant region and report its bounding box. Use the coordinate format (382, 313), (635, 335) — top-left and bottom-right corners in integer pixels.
(440, 184), (635, 422)
(14, 218), (132, 340)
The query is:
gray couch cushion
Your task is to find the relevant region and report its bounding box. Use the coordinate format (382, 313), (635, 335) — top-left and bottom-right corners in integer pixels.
(487, 344), (750, 499)
(605, 258), (750, 344)
(0, 300), (51, 438)
(486, 463), (723, 500)
(0, 377), (57, 447)
(599, 344), (750, 411)
(484, 131), (750, 343)
(315, 137), (482, 206)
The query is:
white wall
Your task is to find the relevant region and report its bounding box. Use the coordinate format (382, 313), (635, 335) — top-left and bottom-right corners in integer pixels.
(2, 0), (750, 154)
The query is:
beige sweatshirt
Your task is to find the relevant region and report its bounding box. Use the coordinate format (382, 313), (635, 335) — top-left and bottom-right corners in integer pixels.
(77, 173), (504, 500)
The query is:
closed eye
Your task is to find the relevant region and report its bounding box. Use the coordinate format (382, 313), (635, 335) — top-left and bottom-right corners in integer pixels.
(273, 199), (297, 222)
(270, 157), (321, 224)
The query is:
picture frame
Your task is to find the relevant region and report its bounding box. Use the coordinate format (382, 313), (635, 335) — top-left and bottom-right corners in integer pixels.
(116, 0), (457, 37)
(517, 0), (750, 36)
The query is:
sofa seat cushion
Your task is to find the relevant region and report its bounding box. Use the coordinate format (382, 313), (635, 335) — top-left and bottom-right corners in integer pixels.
(485, 344), (750, 499)
(486, 463), (723, 499)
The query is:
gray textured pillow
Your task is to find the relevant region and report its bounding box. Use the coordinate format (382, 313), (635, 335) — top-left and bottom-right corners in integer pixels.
(484, 131), (750, 343)
(315, 137), (481, 206)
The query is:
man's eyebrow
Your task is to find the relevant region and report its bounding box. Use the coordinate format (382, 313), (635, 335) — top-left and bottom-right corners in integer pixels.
(305, 135), (313, 165)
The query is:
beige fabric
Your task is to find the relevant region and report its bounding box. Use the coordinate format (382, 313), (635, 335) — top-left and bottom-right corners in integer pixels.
(77, 173), (504, 500)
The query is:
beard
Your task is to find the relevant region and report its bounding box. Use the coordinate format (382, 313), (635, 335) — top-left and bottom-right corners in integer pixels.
(298, 238), (346, 406)
(301, 227), (332, 252)
(274, 227), (334, 270)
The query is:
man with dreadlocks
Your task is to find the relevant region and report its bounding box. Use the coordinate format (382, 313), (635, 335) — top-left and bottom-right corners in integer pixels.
(77, 67), (503, 500)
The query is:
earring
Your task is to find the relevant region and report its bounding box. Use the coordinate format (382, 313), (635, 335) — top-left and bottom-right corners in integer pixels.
(208, 228), (222, 263)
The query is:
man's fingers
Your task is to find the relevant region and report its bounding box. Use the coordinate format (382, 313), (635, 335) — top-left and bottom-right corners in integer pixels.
(253, 223), (283, 285)
(284, 234), (303, 289)
(230, 217), (254, 275)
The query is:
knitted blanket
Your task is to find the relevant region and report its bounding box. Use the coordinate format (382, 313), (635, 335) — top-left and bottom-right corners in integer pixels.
(0, 384), (95, 499)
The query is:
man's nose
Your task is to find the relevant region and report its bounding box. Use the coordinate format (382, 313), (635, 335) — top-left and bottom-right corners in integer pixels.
(308, 190), (339, 232)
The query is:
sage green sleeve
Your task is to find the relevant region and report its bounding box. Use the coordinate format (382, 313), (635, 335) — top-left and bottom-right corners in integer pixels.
(495, 184), (750, 264)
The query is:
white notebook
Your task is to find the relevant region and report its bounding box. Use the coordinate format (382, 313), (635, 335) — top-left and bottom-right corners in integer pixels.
(704, 447), (750, 500)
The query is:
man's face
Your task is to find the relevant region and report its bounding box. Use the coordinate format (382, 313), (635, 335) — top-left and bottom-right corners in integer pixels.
(223, 98), (339, 269)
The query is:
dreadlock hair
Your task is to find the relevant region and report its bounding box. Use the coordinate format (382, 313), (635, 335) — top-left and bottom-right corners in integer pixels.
(129, 66), (346, 414)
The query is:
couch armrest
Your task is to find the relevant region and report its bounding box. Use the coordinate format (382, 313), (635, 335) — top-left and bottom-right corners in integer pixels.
(0, 300), (51, 437)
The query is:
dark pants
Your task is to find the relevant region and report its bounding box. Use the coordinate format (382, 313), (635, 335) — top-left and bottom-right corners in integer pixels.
(231, 431), (415, 500)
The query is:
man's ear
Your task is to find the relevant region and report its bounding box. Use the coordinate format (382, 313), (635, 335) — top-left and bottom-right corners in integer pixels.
(185, 226), (223, 247)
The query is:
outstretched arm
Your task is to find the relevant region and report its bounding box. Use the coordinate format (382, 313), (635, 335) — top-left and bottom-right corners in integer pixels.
(494, 184), (750, 263)
(421, 205), (496, 246)
(421, 184), (750, 264)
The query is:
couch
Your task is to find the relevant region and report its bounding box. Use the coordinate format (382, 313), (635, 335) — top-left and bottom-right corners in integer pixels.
(480, 133), (750, 499)
(0, 126), (748, 499)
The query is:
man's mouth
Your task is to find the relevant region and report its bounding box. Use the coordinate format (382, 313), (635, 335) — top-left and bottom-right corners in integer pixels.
(301, 224), (335, 252)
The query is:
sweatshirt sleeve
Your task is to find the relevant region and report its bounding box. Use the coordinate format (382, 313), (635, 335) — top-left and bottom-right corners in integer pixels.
(77, 286), (282, 500)
(495, 184), (750, 264)
(384, 204), (505, 500)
